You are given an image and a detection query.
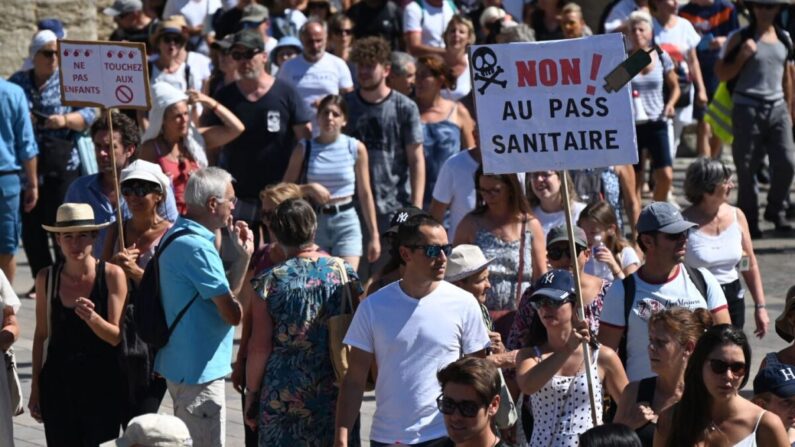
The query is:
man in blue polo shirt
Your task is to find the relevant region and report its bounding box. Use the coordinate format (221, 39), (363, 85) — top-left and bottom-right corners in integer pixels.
(0, 78), (38, 284)
(155, 167), (253, 447)
(64, 112), (178, 257)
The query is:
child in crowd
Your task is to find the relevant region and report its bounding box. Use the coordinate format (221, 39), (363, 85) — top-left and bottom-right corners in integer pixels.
(578, 200), (640, 281)
(753, 363), (795, 447)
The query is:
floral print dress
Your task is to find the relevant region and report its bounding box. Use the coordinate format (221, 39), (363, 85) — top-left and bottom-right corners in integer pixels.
(252, 256), (361, 446)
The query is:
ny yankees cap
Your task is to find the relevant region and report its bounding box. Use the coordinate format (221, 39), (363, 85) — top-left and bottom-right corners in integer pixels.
(530, 269), (576, 302)
(384, 206), (428, 237)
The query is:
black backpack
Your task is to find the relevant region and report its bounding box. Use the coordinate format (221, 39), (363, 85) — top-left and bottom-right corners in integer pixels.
(134, 228), (199, 349)
(617, 265), (708, 366)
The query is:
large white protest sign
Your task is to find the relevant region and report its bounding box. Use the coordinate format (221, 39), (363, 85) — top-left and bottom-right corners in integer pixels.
(58, 40), (151, 110)
(471, 34), (637, 174)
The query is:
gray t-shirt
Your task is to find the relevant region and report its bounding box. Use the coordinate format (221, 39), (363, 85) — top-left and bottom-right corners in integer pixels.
(732, 35), (788, 104)
(344, 89), (423, 216)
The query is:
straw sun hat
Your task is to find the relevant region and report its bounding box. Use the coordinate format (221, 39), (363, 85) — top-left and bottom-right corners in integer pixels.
(42, 203), (111, 233)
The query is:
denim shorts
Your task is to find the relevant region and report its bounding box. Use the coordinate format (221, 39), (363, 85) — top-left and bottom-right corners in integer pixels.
(0, 174), (21, 254)
(635, 120), (672, 170)
(315, 206), (363, 257)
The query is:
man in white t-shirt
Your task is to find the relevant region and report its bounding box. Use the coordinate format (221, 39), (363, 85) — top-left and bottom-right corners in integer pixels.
(602, 0), (648, 34)
(277, 18), (354, 126)
(429, 147), (480, 241)
(335, 214), (490, 447)
(598, 202), (731, 381)
(403, 0), (457, 56)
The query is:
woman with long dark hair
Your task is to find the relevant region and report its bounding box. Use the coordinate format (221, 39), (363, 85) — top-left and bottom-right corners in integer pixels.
(655, 324), (789, 446)
(455, 169), (546, 312)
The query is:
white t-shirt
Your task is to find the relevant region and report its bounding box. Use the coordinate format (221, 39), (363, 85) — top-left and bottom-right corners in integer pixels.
(533, 201), (586, 238)
(344, 280), (490, 444)
(441, 61), (472, 102)
(403, 0), (456, 49)
(654, 17), (701, 122)
(149, 51), (212, 92)
(163, 0), (222, 27)
(603, 0), (640, 33)
(432, 149), (479, 240)
(601, 264), (728, 380)
(584, 245), (641, 281)
(277, 52), (354, 125)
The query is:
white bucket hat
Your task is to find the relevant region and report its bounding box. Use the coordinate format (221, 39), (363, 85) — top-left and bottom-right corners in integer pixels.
(445, 244), (494, 282)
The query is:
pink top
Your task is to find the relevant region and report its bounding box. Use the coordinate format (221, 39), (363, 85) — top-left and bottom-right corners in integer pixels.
(155, 140), (199, 215)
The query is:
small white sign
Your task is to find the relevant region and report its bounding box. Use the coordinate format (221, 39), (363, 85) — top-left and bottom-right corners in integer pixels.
(470, 34), (638, 174)
(58, 40), (151, 110)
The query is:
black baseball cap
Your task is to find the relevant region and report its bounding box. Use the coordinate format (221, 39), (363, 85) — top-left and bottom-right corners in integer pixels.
(384, 206), (428, 237)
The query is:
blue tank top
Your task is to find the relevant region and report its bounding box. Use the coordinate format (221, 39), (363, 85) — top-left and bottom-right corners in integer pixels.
(306, 134), (359, 199)
(422, 105), (462, 207)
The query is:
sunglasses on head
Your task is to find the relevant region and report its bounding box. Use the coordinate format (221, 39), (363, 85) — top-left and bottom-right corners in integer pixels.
(230, 49), (262, 60)
(530, 296), (573, 310)
(161, 34), (186, 45)
(121, 181), (161, 197)
(547, 245), (585, 261)
(708, 359), (746, 376)
(405, 244), (453, 258)
(437, 395), (483, 417)
(38, 50), (58, 58)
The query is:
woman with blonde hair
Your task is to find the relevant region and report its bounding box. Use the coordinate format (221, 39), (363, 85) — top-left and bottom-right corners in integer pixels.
(441, 14), (476, 101)
(527, 170), (585, 237)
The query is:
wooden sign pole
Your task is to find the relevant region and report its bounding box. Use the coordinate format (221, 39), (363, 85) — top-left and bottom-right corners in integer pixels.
(105, 108), (125, 253)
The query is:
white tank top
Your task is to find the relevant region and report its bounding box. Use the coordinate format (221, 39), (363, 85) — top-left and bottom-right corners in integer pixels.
(733, 410), (766, 447)
(685, 209), (743, 284)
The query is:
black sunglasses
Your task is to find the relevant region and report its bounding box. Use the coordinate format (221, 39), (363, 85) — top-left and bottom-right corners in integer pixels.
(38, 50), (58, 58)
(437, 395), (483, 418)
(660, 230), (689, 241)
(333, 28), (354, 36)
(230, 49), (262, 60)
(530, 296), (574, 310)
(161, 34), (186, 45)
(405, 244), (453, 258)
(121, 181), (161, 197)
(708, 359), (746, 376)
(547, 246), (585, 261)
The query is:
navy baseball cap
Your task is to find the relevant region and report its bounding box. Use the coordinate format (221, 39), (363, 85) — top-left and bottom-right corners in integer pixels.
(636, 202), (697, 234)
(754, 364), (795, 398)
(530, 269), (576, 302)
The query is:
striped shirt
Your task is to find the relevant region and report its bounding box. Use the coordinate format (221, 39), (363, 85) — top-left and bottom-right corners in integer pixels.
(306, 134), (359, 199)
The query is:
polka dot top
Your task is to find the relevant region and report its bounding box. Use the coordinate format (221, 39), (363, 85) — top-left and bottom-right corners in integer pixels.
(529, 347), (603, 447)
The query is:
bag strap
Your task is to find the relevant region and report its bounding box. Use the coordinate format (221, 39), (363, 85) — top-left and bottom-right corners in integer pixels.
(155, 228), (199, 335)
(515, 217), (527, 307)
(683, 264), (708, 301)
(618, 273), (636, 366)
(299, 139), (312, 184)
(331, 257), (353, 314)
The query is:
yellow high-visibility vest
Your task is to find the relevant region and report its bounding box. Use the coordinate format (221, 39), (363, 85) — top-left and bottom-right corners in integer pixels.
(704, 82), (733, 144)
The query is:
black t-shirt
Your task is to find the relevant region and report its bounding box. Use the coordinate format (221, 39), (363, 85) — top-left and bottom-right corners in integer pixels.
(109, 19), (159, 54)
(347, 0), (403, 51)
(208, 79), (311, 198)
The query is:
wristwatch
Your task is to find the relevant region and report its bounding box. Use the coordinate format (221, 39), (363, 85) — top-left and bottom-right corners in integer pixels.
(755, 303), (766, 310)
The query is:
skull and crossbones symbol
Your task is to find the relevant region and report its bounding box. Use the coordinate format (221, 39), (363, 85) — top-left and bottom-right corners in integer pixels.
(472, 47), (507, 94)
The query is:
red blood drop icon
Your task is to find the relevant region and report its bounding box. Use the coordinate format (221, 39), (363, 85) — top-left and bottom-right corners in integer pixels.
(86, 50), (92, 57)
(128, 51), (135, 59)
(118, 51), (124, 58)
(107, 51), (113, 58)
(64, 49), (70, 57)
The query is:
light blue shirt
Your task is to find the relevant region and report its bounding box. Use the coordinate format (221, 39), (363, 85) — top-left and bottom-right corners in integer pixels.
(0, 79), (38, 171)
(64, 174), (179, 257)
(154, 217), (233, 384)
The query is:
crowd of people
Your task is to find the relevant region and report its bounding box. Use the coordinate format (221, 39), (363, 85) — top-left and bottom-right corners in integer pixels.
(3, 0), (795, 445)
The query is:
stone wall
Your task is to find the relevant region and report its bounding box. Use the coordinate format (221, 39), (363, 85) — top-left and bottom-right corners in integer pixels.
(0, 0), (116, 79)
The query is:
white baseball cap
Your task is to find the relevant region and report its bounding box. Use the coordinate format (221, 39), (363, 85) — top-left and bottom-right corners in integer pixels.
(101, 414), (192, 447)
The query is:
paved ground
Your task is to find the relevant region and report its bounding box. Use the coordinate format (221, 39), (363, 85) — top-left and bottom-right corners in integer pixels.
(9, 154), (795, 445)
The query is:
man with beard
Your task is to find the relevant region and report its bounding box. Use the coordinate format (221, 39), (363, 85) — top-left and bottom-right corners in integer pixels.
(277, 18), (354, 126)
(344, 37), (424, 237)
(335, 214), (490, 447)
(206, 29), (311, 229)
(64, 112), (178, 258)
(598, 202), (730, 381)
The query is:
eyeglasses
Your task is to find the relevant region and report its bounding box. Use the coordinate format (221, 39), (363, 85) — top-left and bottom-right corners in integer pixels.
(437, 395), (483, 417)
(230, 49), (262, 60)
(708, 359), (746, 376)
(477, 186), (504, 196)
(660, 230), (689, 241)
(161, 34), (186, 46)
(405, 244), (453, 258)
(547, 246), (585, 261)
(333, 28), (354, 36)
(216, 196), (238, 206)
(530, 296), (573, 310)
(38, 50), (58, 58)
(121, 181), (162, 197)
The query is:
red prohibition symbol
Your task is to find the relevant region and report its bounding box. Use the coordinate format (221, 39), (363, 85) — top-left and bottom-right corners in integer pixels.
(115, 85), (134, 104)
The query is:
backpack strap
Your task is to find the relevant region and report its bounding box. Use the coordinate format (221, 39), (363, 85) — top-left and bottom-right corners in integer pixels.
(156, 228), (200, 334)
(299, 139), (312, 184)
(683, 264), (708, 300)
(184, 62), (192, 90)
(618, 274), (636, 366)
